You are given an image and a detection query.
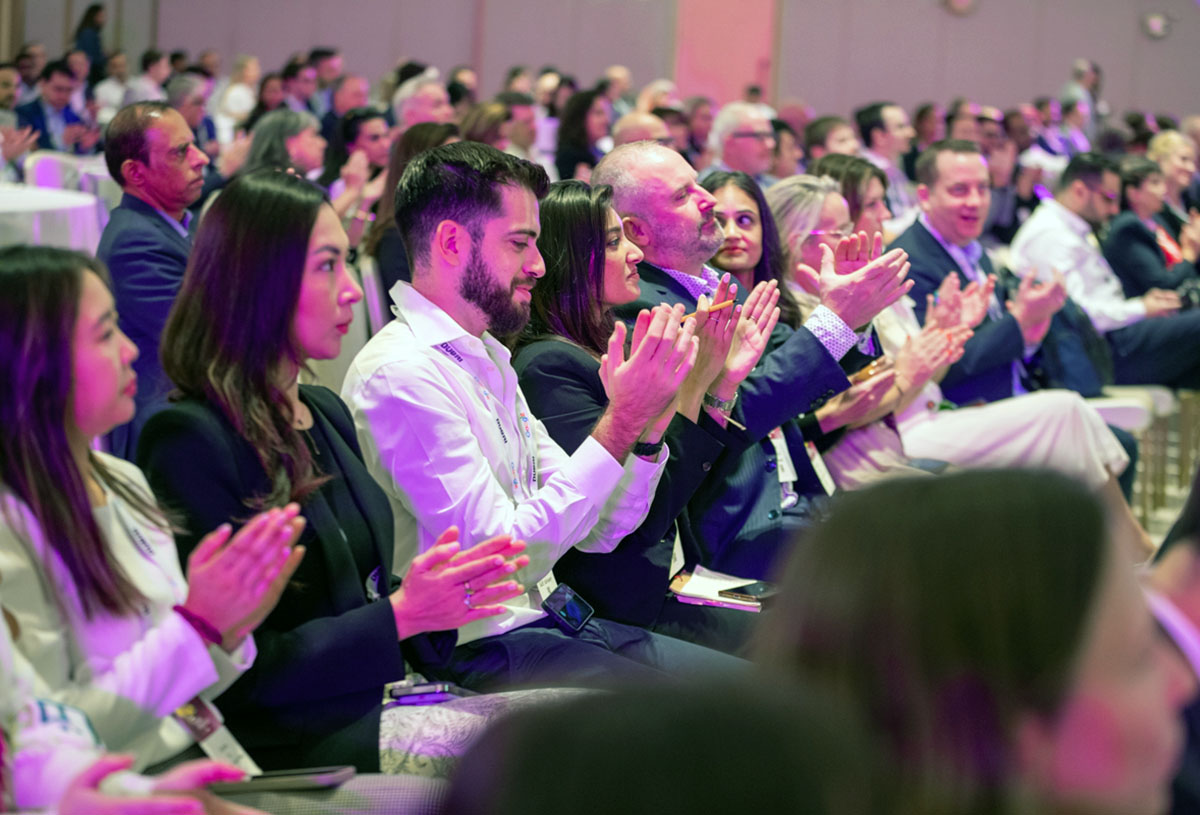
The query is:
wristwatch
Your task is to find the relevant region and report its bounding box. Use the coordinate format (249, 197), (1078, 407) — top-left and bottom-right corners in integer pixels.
(702, 390), (738, 413)
(633, 440), (665, 457)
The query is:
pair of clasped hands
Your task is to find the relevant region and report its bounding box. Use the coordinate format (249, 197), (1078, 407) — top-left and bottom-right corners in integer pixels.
(597, 275), (784, 445)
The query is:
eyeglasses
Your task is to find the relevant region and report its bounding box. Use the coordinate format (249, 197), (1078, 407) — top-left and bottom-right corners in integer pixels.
(730, 130), (776, 142)
(807, 223), (857, 241)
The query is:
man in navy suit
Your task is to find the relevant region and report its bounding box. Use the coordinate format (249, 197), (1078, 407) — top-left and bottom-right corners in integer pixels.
(890, 139), (1067, 406)
(97, 101), (209, 459)
(593, 141), (910, 578)
(15, 59), (99, 153)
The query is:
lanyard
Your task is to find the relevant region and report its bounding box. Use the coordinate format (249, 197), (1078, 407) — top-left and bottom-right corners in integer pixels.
(433, 341), (539, 498)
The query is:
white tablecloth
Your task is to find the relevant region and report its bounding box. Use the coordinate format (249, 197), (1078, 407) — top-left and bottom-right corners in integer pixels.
(0, 184), (103, 252)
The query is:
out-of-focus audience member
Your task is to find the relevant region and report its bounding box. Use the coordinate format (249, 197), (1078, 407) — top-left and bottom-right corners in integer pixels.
(804, 115), (859, 163)
(364, 121), (460, 295)
(241, 108), (325, 181)
(391, 74), (454, 132)
(319, 73), (369, 143)
(241, 71), (283, 134)
(756, 468), (1191, 814)
(281, 59), (317, 114)
(124, 49), (169, 104)
(503, 64), (533, 95)
(855, 101), (918, 230)
(308, 46), (343, 117)
(1147, 130), (1199, 239)
(611, 110), (669, 147)
(16, 59), (100, 154)
(602, 64), (633, 119)
(461, 101), (511, 150)
(555, 88), (610, 182)
(903, 101), (943, 180)
(166, 73), (216, 159)
(683, 95), (713, 168)
(652, 106), (689, 154)
(1102, 155), (1199, 299)
(700, 101), (776, 187)
(1011, 151), (1200, 390)
(72, 3), (107, 86)
(443, 679), (891, 815)
(93, 50), (129, 127)
(212, 54), (260, 135)
(634, 78), (678, 115)
(497, 90), (553, 180)
(770, 118), (803, 181)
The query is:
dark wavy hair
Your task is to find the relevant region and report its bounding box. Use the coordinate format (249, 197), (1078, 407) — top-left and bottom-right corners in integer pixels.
(700, 170), (802, 329)
(0, 246), (165, 618)
(557, 89), (604, 155)
(808, 153), (888, 227)
(318, 106), (387, 188)
(519, 180), (617, 356)
(161, 170), (332, 508)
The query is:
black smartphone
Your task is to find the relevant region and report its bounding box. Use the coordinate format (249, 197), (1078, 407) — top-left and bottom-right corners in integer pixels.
(208, 765), (355, 794)
(387, 681), (476, 705)
(718, 580), (778, 603)
(541, 583), (594, 633)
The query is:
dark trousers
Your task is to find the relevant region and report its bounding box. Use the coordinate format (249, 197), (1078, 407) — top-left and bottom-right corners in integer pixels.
(648, 595), (762, 657)
(1109, 310), (1200, 390)
(429, 616), (745, 692)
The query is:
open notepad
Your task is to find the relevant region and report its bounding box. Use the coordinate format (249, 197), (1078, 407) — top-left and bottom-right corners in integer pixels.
(669, 566), (762, 612)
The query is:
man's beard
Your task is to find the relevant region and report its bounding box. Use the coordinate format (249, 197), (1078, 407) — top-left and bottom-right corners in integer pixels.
(459, 248), (531, 337)
(697, 213), (726, 258)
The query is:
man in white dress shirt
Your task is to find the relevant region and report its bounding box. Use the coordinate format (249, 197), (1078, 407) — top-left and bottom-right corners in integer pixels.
(1010, 152), (1200, 389)
(344, 141), (740, 689)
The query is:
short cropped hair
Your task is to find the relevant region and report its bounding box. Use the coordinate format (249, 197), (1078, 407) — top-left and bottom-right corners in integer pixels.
(394, 141), (549, 268)
(914, 138), (983, 187)
(140, 49), (163, 73)
(804, 116), (849, 154)
(1058, 152), (1118, 193)
(709, 101), (763, 156)
(40, 59), (74, 83)
(165, 73), (206, 107)
(853, 102), (891, 150)
(104, 101), (173, 186)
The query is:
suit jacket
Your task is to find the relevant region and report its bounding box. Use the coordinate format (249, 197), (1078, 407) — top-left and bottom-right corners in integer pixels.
(891, 219), (1026, 404)
(513, 338), (730, 625)
(137, 385), (453, 771)
(15, 99), (86, 152)
(613, 262), (849, 578)
(1103, 211), (1198, 298)
(96, 193), (193, 460)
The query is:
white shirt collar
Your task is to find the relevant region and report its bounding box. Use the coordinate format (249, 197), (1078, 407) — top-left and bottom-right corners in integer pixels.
(1042, 197), (1093, 239)
(389, 280), (510, 362)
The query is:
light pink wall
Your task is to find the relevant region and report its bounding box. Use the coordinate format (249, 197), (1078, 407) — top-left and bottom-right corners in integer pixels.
(673, 0), (776, 105)
(145, 0), (1200, 117)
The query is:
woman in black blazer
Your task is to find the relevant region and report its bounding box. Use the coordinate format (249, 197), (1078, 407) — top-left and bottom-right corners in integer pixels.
(138, 170), (528, 772)
(1103, 155), (1199, 298)
(511, 180), (780, 655)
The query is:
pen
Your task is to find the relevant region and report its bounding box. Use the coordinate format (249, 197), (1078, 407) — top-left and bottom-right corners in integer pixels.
(682, 299), (736, 321)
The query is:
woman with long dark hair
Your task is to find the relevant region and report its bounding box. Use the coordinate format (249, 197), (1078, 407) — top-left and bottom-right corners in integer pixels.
(756, 468), (1191, 814)
(241, 72), (284, 134)
(0, 245), (303, 772)
(512, 180), (780, 653)
(555, 89), (610, 182)
(138, 170), (530, 772)
(701, 170), (803, 328)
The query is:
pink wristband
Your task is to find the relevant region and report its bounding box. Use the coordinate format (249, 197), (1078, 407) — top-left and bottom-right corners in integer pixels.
(174, 605), (222, 646)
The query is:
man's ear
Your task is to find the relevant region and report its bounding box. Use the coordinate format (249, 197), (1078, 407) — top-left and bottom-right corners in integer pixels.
(916, 183), (931, 212)
(623, 215), (650, 249)
(432, 219), (469, 267)
(121, 158), (144, 188)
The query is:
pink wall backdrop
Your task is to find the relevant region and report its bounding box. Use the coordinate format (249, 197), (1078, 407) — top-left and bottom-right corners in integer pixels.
(93, 0), (1200, 118)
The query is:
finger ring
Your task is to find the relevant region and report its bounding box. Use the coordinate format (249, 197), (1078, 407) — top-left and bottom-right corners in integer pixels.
(464, 581), (473, 594)
(463, 594), (473, 609)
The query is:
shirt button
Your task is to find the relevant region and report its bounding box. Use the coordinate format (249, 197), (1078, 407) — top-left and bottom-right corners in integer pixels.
(767, 509), (781, 520)
(701, 461), (712, 472)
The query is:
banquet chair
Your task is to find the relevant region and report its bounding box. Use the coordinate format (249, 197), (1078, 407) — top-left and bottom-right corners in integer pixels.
(23, 151), (79, 190)
(355, 253), (389, 336)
